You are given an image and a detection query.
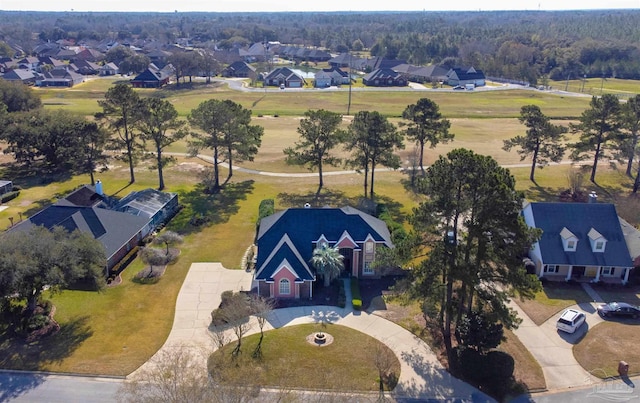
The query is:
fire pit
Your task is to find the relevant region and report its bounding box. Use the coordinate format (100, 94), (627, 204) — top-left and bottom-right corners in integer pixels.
(306, 332), (334, 346)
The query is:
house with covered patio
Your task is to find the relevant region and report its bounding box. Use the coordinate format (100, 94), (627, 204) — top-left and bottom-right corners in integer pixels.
(522, 201), (634, 284)
(253, 206), (393, 299)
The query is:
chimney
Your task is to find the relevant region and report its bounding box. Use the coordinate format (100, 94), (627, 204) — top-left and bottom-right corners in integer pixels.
(95, 180), (103, 196)
(588, 191), (597, 203)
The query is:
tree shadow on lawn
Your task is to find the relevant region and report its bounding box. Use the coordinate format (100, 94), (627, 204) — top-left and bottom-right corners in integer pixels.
(277, 190), (404, 220)
(0, 161), (73, 189)
(168, 180), (254, 235)
(0, 316), (93, 371)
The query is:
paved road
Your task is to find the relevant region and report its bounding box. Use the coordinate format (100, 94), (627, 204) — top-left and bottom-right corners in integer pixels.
(1, 371), (121, 402)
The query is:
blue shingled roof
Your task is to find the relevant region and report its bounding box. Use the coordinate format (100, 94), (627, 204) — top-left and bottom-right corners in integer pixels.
(257, 236), (314, 282)
(255, 207), (392, 281)
(530, 202), (632, 268)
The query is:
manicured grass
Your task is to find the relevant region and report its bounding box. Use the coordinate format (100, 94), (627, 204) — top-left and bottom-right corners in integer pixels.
(550, 78), (640, 99)
(209, 323), (400, 392)
(514, 282), (592, 326)
(37, 77), (592, 119)
(574, 321), (640, 378)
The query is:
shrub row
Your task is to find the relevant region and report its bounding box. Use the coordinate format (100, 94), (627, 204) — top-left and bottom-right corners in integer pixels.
(337, 281), (346, 308)
(376, 203), (407, 244)
(109, 246), (139, 277)
(351, 277), (362, 311)
(0, 190), (20, 203)
(257, 199), (275, 222)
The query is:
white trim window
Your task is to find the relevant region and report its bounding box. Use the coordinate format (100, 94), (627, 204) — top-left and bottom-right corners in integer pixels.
(365, 242), (374, 254)
(601, 267), (615, 276)
(363, 261), (374, 275)
(595, 241), (604, 251)
(279, 278), (290, 295)
(544, 265), (559, 273)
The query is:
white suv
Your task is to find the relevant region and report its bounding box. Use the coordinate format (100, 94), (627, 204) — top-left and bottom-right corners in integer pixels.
(556, 309), (586, 334)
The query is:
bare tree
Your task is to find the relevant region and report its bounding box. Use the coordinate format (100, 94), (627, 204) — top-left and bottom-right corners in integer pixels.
(139, 247), (167, 278)
(117, 347), (214, 403)
(249, 295), (275, 358)
(219, 292), (253, 358)
(372, 342), (396, 400)
(153, 231), (184, 257)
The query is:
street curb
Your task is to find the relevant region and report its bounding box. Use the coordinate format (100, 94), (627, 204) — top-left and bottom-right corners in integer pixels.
(0, 368), (126, 380)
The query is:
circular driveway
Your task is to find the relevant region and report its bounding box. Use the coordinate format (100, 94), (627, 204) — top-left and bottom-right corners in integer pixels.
(131, 262), (493, 402)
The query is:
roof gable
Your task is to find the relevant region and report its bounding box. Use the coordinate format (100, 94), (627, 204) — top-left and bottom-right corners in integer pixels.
(255, 234), (314, 281)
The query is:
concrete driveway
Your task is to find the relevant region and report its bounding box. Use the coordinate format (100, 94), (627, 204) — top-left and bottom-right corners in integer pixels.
(509, 297), (605, 390)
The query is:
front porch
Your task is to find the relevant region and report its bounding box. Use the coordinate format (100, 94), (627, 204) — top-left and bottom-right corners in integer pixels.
(540, 274), (626, 285)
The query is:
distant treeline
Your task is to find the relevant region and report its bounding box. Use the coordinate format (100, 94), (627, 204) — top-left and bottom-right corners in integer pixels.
(2, 10), (640, 84)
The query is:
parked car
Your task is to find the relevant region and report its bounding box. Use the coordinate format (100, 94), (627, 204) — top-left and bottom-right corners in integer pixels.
(453, 85), (464, 90)
(556, 308), (586, 333)
(597, 302), (640, 319)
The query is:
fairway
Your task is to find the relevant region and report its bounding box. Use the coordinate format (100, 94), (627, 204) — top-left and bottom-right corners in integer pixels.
(1, 77), (639, 381)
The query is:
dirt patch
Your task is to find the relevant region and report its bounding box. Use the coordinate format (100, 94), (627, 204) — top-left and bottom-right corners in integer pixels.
(175, 162), (206, 172)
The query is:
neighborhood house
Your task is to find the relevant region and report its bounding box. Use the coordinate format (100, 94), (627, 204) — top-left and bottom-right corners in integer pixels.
(7, 182), (179, 273)
(522, 201), (634, 284)
(253, 206), (393, 299)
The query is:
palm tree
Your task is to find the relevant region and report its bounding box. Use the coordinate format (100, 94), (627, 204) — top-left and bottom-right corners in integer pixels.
(310, 244), (344, 287)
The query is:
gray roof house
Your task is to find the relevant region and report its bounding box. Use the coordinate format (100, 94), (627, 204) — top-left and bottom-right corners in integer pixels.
(447, 67), (486, 87)
(0, 180), (12, 195)
(263, 67), (304, 88)
(1, 69), (36, 85)
(8, 183), (178, 272)
(522, 201), (634, 284)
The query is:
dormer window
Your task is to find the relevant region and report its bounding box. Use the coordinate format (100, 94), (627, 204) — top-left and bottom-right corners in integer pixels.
(560, 227), (577, 252)
(588, 228), (607, 253)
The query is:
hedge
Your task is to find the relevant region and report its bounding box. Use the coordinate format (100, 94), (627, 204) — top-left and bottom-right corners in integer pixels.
(257, 199), (275, 222)
(351, 277), (362, 311)
(0, 190), (20, 203)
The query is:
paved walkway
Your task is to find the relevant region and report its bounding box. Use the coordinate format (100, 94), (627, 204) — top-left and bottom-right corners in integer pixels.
(508, 284), (607, 391)
(131, 263), (494, 402)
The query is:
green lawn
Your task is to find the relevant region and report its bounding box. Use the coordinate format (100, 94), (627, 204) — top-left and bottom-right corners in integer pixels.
(514, 282), (592, 326)
(209, 323), (400, 392)
(550, 77), (640, 99)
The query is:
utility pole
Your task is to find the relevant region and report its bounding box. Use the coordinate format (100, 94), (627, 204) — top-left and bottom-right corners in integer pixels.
(347, 52), (352, 115)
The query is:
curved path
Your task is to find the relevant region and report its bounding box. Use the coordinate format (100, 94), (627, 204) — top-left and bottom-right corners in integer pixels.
(130, 262), (493, 402)
(176, 152), (583, 178)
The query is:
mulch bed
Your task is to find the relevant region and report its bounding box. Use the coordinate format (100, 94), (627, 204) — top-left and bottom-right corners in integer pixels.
(274, 275), (404, 310)
(133, 248), (181, 280)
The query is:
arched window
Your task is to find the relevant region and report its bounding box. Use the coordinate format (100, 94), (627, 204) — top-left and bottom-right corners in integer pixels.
(279, 278), (290, 295)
